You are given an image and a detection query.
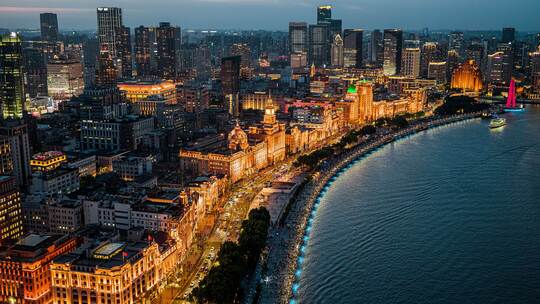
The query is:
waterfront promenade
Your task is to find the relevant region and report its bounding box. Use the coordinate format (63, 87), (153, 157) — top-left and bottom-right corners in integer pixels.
(258, 113), (480, 304)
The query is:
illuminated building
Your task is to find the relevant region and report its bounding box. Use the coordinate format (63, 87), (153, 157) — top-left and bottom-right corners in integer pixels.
(0, 137), (13, 175)
(23, 47), (48, 98)
(0, 234), (78, 304)
(446, 50), (459, 81)
(97, 7), (123, 56)
(112, 154), (154, 182)
(402, 48), (421, 78)
(487, 52), (506, 85)
(0, 176), (23, 244)
(0, 121), (32, 188)
(450, 60), (484, 92)
(230, 43), (251, 70)
(317, 5), (332, 24)
(156, 22), (180, 79)
(530, 50), (540, 92)
(387, 77), (437, 95)
(309, 24), (329, 67)
(117, 80), (177, 104)
(343, 29), (363, 68)
(494, 43), (514, 85)
(241, 92), (279, 111)
(95, 46), (118, 87)
(30, 151), (67, 172)
(0, 33), (25, 119)
(335, 85), (359, 124)
(383, 29), (403, 75)
(178, 84), (209, 113)
(134, 26), (154, 77)
(428, 62), (448, 84)
(369, 29), (384, 66)
(290, 52), (308, 69)
(118, 26), (132, 78)
(248, 96), (287, 165)
(221, 56), (241, 117)
(371, 89), (425, 119)
(289, 22), (308, 61)
(465, 44), (484, 70)
(47, 58), (85, 101)
(80, 117), (154, 151)
(30, 168), (80, 197)
(358, 81), (374, 123)
(50, 240), (178, 304)
(421, 42), (439, 78)
(449, 31), (464, 57)
(97, 7), (131, 80)
(331, 34), (344, 67)
(40, 13), (59, 42)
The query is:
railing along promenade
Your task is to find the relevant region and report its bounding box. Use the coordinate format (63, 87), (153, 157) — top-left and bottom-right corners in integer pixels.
(258, 113), (480, 304)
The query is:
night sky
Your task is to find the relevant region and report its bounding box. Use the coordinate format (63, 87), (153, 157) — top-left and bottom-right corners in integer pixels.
(1, 0), (539, 31)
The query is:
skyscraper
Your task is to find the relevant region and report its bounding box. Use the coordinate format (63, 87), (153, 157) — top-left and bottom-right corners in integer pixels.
(0, 176), (23, 244)
(0, 33), (25, 120)
(97, 7), (123, 56)
(502, 27), (515, 43)
(0, 121), (32, 189)
(343, 29), (363, 68)
(23, 47), (48, 98)
(134, 26), (153, 77)
(369, 30), (384, 65)
(317, 5), (332, 24)
(383, 29), (403, 75)
(309, 24), (329, 67)
(330, 34), (344, 67)
(420, 42), (439, 78)
(449, 31), (464, 57)
(530, 50), (540, 92)
(487, 51), (505, 84)
(289, 22), (308, 54)
(118, 26), (132, 78)
(221, 56), (241, 117)
(47, 58), (85, 101)
(95, 45), (118, 87)
(40, 13), (59, 42)
(402, 48), (421, 78)
(156, 22), (180, 79)
(495, 43), (514, 84)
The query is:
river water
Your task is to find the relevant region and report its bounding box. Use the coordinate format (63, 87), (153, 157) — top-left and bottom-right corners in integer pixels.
(296, 107), (540, 303)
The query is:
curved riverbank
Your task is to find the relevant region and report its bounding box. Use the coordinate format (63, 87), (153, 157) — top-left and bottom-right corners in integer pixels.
(258, 113), (481, 304)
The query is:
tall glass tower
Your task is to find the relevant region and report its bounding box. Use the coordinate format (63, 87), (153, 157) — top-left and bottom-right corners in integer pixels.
(0, 33), (25, 120)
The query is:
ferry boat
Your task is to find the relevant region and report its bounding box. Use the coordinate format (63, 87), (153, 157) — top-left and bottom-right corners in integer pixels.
(489, 117), (506, 129)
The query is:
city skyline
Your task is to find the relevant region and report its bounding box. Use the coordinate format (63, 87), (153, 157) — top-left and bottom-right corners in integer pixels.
(1, 0), (540, 31)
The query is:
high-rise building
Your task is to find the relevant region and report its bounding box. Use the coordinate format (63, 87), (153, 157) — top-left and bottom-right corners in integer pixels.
(23, 47), (48, 98)
(420, 42), (438, 77)
(118, 26), (132, 78)
(96, 7), (131, 80)
(0, 33), (25, 120)
(449, 31), (464, 57)
(40, 13), (59, 42)
(95, 45), (118, 87)
(331, 34), (344, 67)
(230, 43), (251, 69)
(156, 22), (180, 79)
(428, 61), (447, 84)
(451, 60), (484, 92)
(329, 19), (342, 39)
(0, 121), (32, 188)
(495, 43), (514, 85)
(221, 56), (241, 117)
(465, 44), (485, 70)
(369, 29), (384, 65)
(502, 27), (515, 43)
(487, 51), (506, 84)
(317, 5), (332, 24)
(289, 22), (308, 54)
(530, 51), (540, 92)
(134, 26), (154, 77)
(402, 48), (421, 78)
(383, 29), (403, 75)
(97, 7), (123, 56)
(47, 58), (85, 101)
(309, 24), (329, 67)
(343, 29), (363, 68)
(0, 176), (23, 244)
(447, 50), (459, 81)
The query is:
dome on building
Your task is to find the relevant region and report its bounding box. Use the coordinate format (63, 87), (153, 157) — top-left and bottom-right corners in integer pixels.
(228, 122), (249, 151)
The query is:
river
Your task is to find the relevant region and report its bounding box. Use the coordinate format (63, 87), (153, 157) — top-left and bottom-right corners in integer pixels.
(296, 107), (540, 304)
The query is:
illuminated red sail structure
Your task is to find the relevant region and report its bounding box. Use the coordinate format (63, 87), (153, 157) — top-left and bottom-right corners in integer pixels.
(505, 79), (517, 108)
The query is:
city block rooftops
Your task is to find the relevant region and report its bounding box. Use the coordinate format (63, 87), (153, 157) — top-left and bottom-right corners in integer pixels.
(0, 234), (74, 263)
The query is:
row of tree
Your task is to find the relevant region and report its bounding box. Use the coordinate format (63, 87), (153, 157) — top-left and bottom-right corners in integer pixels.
(191, 207), (271, 304)
(434, 95), (490, 116)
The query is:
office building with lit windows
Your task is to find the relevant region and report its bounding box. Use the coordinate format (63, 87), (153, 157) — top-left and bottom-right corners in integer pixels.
(0, 176), (23, 244)
(0, 33), (25, 120)
(383, 29), (403, 75)
(47, 58), (85, 101)
(0, 234), (79, 304)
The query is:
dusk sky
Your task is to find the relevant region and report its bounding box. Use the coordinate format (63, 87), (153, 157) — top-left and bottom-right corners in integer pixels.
(0, 0), (539, 31)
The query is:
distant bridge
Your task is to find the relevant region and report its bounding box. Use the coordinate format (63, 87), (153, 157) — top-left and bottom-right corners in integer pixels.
(479, 96), (540, 105)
